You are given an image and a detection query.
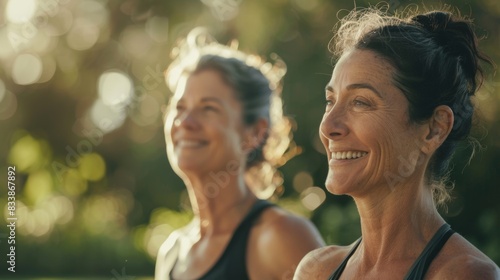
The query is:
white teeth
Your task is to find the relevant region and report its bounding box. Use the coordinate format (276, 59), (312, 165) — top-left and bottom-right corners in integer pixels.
(331, 151), (367, 160)
(177, 140), (206, 148)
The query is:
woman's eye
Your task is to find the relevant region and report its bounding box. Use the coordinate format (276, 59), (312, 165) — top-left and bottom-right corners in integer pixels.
(353, 99), (370, 107)
(325, 99), (334, 109)
(203, 105), (218, 112)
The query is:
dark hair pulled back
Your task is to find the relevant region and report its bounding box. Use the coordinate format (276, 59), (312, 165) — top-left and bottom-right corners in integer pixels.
(332, 7), (493, 204)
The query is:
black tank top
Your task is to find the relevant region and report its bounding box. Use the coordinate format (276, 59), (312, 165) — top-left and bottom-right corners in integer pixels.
(329, 223), (455, 280)
(170, 199), (274, 280)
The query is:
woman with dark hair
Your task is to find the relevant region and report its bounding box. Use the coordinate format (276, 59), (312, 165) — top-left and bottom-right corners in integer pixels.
(295, 7), (499, 280)
(155, 28), (324, 280)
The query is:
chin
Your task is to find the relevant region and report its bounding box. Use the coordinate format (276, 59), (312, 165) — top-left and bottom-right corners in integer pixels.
(324, 173), (354, 195)
(176, 162), (204, 173)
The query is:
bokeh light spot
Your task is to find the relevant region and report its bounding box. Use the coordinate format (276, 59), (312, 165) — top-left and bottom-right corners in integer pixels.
(6, 0), (38, 23)
(32, 209), (52, 236)
(81, 193), (128, 237)
(66, 18), (100, 51)
(12, 201), (28, 227)
(62, 168), (88, 196)
(8, 134), (43, 171)
(78, 153), (106, 181)
(12, 53), (43, 85)
(24, 170), (53, 205)
(38, 55), (57, 83)
(43, 196), (74, 224)
(301, 186), (326, 211)
(89, 99), (127, 133)
(98, 70), (133, 106)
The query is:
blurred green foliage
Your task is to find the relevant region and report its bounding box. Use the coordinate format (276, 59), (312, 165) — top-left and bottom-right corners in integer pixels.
(0, 0), (499, 277)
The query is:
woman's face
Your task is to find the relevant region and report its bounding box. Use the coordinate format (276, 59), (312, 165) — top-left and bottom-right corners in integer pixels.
(164, 69), (250, 176)
(320, 49), (425, 197)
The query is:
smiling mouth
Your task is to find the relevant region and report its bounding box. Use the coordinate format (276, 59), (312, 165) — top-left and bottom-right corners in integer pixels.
(331, 151), (368, 160)
(176, 140), (208, 149)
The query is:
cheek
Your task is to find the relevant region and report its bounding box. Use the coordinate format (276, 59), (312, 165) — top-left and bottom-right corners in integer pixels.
(211, 122), (243, 152)
(362, 114), (407, 163)
(365, 108), (409, 141)
(363, 115), (420, 181)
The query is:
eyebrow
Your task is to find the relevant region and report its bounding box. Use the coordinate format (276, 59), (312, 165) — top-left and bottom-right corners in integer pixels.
(174, 97), (225, 109)
(325, 83), (383, 99)
(176, 97), (224, 104)
(200, 97), (224, 104)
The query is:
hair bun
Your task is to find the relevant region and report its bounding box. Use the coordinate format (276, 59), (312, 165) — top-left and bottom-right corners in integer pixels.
(411, 11), (473, 50)
(411, 11), (452, 33)
(411, 11), (486, 94)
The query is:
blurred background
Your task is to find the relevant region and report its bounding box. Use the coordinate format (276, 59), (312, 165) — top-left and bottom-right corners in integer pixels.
(0, 0), (498, 278)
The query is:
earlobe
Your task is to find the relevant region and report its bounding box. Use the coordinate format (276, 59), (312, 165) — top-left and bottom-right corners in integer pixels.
(421, 105), (454, 154)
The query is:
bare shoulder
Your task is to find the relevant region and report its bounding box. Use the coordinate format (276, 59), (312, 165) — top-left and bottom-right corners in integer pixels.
(254, 206), (325, 247)
(294, 242), (356, 280)
(432, 254), (499, 280)
(247, 206), (325, 279)
(429, 234), (500, 280)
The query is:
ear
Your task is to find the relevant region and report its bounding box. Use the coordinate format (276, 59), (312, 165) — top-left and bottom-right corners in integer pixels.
(243, 118), (269, 152)
(420, 105), (454, 155)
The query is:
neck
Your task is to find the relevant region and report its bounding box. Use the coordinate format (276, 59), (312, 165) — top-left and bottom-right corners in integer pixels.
(353, 177), (445, 268)
(184, 170), (257, 236)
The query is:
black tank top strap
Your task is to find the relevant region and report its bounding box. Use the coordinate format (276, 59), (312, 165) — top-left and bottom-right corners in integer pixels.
(328, 224), (454, 280)
(198, 199), (274, 280)
(328, 238), (362, 280)
(404, 223), (455, 280)
(222, 199), (274, 279)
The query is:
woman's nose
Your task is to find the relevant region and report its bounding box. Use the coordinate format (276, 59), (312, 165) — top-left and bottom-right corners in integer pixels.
(174, 110), (201, 130)
(320, 105), (349, 141)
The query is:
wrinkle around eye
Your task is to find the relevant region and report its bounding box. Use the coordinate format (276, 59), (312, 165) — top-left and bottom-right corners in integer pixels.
(351, 95), (376, 109)
(353, 99), (370, 107)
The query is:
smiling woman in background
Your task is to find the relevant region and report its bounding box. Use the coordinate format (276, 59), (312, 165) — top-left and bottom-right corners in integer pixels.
(155, 28), (324, 280)
(295, 6), (499, 280)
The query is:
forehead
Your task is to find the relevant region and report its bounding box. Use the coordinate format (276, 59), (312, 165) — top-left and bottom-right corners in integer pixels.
(329, 49), (395, 89)
(173, 69), (236, 101)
